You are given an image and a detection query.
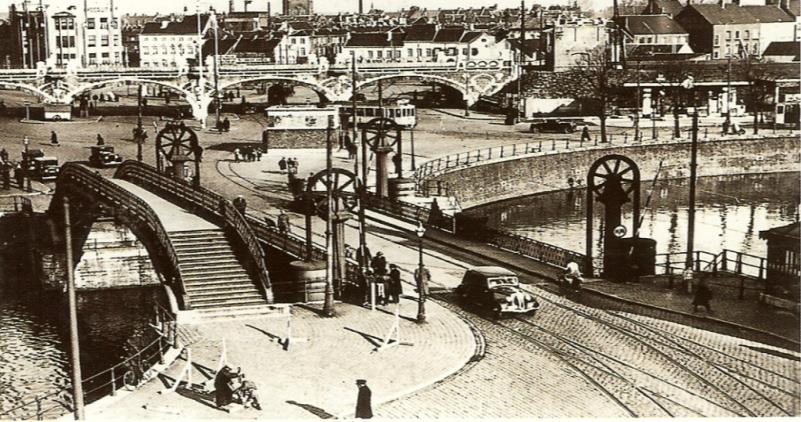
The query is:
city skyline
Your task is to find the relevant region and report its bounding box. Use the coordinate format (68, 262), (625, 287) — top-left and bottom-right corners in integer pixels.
(0, 0), (600, 16)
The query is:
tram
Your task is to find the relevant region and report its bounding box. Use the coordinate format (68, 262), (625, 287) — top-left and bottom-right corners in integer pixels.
(338, 100), (417, 128)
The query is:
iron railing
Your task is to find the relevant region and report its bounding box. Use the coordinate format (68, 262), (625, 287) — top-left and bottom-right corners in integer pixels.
(485, 229), (587, 274)
(0, 306), (176, 421)
(115, 161), (273, 303)
(363, 192), (456, 233)
(54, 163), (189, 308)
(655, 249), (767, 280)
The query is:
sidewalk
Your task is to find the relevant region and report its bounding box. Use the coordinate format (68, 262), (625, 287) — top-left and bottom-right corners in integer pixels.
(86, 299), (476, 420)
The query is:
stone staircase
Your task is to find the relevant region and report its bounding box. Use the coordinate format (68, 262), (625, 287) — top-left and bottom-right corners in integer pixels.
(169, 229), (270, 313)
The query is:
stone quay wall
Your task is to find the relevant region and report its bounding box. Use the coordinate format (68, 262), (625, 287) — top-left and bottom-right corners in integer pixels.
(431, 136), (800, 210)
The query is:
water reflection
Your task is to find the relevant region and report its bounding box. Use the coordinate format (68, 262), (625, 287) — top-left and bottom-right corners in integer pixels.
(471, 172), (800, 260)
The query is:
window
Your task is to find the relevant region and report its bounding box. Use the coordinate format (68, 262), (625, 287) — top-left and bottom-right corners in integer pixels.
(301, 38), (306, 44)
(113, 35), (120, 46)
(726, 31), (731, 39)
(69, 36), (75, 47)
(300, 47), (306, 55)
(87, 35), (96, 47)
(471, 48), (478, 55)
(55, 37), (61, 48)
(407, 48), (413, 56)
(101, 52), (109, 58)
(100, 17), (108, 29)
(394, 50), (400, 58)
(291, 38), (296, 44)
(68, 19), (74, 30)
(426, 48), (432, 57)
(714, 51), (719, 58)
(753, 43), (759, 54)
(735, 30), (740, 38)
(744, 30), (750, 39)
(462, 48), (468, 55)
(101, 35), (109, 46)
(86, 18), (95, 29)
(142, 46), (149, 54)
(645, 36), (653, 43)
(714, 35), (720, 45)
(377, 50), (382, 58)
(367, 50), (373, 59)
(417, 48), (422, 56)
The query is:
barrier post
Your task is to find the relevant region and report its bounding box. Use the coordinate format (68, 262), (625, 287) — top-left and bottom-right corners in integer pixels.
(512, 144), (516, 155)
(565, 139), (569, 149)
(758, 258), (764, 281)
(111, 367), (116, 396)
(552, 139), (556, 150)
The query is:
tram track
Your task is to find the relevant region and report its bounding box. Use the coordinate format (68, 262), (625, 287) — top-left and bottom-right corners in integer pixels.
(215, 158), (799, 417)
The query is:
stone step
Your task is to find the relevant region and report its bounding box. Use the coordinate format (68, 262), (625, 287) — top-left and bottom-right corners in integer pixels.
(195, 304), (290, 321)
(190, 297), (268, 309)
(172, 244), (236, 254)
(183, 274), (253, 284)
(185, 283), (260, 294)
(179, 255), (240, 265)
(170, 236), (229, 246)
(190, 290), (263, 303)
(169, 230), (226, 238)
(181, 267), (249, 278)
(180, 262), (245, 273)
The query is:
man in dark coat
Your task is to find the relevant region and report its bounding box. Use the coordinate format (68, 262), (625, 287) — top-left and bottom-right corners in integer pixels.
(50, 131), (59, 145)
(0, 148), (8, 163)
(692, 278), (713, 313)
(278, 157), (287, 173)
(371, 252), (387, 276)
(388, 264), (402, 303)
(355, 379), (372, 419)
(214, 365), (235, 408)
(96, 134), (105, 146)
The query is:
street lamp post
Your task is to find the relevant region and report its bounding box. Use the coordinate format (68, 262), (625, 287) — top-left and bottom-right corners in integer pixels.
(24, 101), (30, 121)
(23, 136), (31, 193)
(136, 85), (144, 162)
(415, 222), (427, 324)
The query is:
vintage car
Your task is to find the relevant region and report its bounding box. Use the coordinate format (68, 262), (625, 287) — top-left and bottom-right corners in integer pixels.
(22, 149), (44, 172)
(32, 157), (59, 181)
(529, 119), (577, 134)
(455, 266), (539, 318)
(89, 146), (123, 168)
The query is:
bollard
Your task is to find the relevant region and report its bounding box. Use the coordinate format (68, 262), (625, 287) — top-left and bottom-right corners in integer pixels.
(538, 139), (543, 150)
(609, 134), (613, 144)
(488, 148), (492, 159)
(500, 145), (504, 157)
(552, 139), (556, 150)
(512, 144), (517, 155)
(525, 142), (530, 153)
(36, 395), (42, 419)
(594, 135), (598, 146)
(111, 367), (116, 396)
(758, 259), (764, 281)
(565, 139), (569, 149)
(704, 128), (708, 139)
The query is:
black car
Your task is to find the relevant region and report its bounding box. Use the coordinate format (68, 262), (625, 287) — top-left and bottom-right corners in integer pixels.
(455, 266), (539, 318)
(529, 120), (577, 134)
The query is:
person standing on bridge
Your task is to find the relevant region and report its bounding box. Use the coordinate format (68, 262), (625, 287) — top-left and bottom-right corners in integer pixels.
(278, 157), (287, 173)
(371, 252), (387, 276)
(355, 379), (373, 419)
(0, 148), (8, 163)
(581, 126), (591, 143)
(277, 210), (290, 234)
(388, 264), (402, 304)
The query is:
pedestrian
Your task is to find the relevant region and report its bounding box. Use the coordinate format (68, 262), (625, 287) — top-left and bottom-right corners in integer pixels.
(376, 274), (388, 305)
(692, 277), (713, 313)
(233, 195), (247, 214)
(356, 245), (372, 268)
(96, 133), (105, 146)
(50, 131), (59, 146)
(355, 379), (373, 419)
(682, 266), (694, 294)
(347, 139), (357, 160)
(233, 148), (241, 162)
(2, 163), (10, 190)
(388, 264), (402, 303)
(0, 148), (8, 163)
(277, 210), (290, 234)
(356, 269), (369, 306)
(414, 265), (431, 296)
(142, 97), (148, 109)
(214, 365), (235, 409)
(223, 117), (231, 132)
(255, 148), (262, 162)
(216, 119), (224, 133)
(14, 164), (23, 189)
(581, 126), (591, 143)
(278, 157), (287, 173)
(371, 252), (387, 276)
(392, 153), (402, 175)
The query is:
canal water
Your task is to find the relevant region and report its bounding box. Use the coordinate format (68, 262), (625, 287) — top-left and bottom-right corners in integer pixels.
(471, 172), (799, 266)
(0, 279), (163, 417)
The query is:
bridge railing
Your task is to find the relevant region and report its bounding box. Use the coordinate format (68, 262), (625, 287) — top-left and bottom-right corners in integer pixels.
(55, 163), (190, 308)
(484, 229), (587, 274)
(363, 192), (456, 233)
(414, 130), (801, 189)
(655, 249), (767, 280)
(115, 161), (274, 303)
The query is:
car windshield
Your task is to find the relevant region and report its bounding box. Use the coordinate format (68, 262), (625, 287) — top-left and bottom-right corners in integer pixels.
(487, 276), (518, 288)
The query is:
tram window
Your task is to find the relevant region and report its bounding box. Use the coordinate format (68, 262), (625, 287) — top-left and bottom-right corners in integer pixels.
(366, 108), (374, 117)
(777, 105), (784, 113)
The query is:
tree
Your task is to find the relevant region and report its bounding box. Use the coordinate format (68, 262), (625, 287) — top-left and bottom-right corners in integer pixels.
(660, 60), (694, 139)
(567, 45), (617, 143)
(740, 56), (772, 135)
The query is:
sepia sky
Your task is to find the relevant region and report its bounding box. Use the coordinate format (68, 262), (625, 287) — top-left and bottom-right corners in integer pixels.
(0, 0), (609, 15)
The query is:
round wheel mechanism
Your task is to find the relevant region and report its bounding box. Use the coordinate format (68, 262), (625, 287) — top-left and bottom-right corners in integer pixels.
(588, 154), (638, 197)
(361, 117), (400, 151)
(306, 168), (361, 218)
(155, 122), (200, 172)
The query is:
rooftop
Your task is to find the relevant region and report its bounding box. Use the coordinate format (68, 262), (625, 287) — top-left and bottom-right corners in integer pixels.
(684, 4), (795, 24)
(616, 15), (688, 34)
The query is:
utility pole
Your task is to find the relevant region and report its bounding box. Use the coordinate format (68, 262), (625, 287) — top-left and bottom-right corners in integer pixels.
(517, 0), (525, 120)
(464, 37), (470, 117)
(686, 112), (698, 269)
(634, 61), (640, 141)
(725, 54), (732, 130)
(212, 12), (221, 129)
(323, 115), (335, 317)
(64, 196), (86, 420)
(352, 53), (367, 275)
(137, 84), (144, 162)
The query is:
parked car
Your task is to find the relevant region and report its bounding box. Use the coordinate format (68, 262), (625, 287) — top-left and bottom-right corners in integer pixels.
(89, 146), (123, 168)
(455, 266), (539, 318)
(32, 156), (59, 181)
(22, 149), (44, 172)
(529, 120), (577, 134)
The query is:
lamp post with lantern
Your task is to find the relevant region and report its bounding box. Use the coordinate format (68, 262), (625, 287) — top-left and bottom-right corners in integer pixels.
(415, 222), (427, 323)
(23, 136), (31, 193)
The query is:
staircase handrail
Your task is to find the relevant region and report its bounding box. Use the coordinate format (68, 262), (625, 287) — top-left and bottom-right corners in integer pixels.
(55, 163), (190, 308)
(220, 199), (274, 303)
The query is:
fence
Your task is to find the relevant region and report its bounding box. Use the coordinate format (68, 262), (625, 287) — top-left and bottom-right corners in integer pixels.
(0, 195), (32, 214)
(363, 192), (455, 233)
(655, 249), (767, 280)
(414, 129), (801, 188)
(485, 229), (587, 273)
(0, 306), (176, 421)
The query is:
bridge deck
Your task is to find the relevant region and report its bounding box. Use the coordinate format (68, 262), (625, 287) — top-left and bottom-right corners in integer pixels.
(109, 179), (217, 232)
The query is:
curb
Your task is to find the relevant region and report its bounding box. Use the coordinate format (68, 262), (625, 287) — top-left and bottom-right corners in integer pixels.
(430, 108), (500, 121)
(363, 212), (800, 351)
(333, 298), (480, 419)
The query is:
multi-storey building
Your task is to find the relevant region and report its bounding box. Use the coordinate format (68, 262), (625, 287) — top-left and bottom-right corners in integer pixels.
(675, 0), (797, 58)
(49, 10), (80, 68)
(138, 14), (211, 68)
(8, 3), (48, 69)
(81, 0), (125, 66)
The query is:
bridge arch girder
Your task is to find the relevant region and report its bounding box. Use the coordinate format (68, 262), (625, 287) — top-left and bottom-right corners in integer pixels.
(216, 75), (337, 104)
(63, 77), (196, 105)
(0, 81), (57, 103)
(356, 71), (514, 105)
